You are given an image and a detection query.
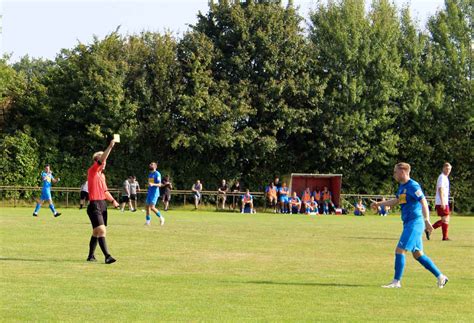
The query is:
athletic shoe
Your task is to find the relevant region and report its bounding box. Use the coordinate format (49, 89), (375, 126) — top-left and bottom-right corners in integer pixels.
(144, 222), (150, 226)
(33, 213), (38, 217)
(54, 212), (61, 217)
(437, 275), (448, 288)
(381, 280), (401, 288)
(241, 210), (244, 214)
(105, 255), (116, 264)
(131, 209), (136, 212)
(86, 255), (97, 262)
(160, 216), (165, 226)
(425, 229), (431, 240)
(442, 238), (452, 241)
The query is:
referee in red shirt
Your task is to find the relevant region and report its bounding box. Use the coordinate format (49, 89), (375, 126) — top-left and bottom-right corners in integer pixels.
(86, 139), (117, 264)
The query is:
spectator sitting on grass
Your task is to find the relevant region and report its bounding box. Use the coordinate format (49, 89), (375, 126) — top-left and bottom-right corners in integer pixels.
(354, 198), (366, 216)
(377, 197), (390, 216)
(289, 192), (302, 214)
(241, 189), (256, 214)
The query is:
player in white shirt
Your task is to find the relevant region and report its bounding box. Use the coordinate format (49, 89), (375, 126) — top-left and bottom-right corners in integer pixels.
(428, 162), (452, 241)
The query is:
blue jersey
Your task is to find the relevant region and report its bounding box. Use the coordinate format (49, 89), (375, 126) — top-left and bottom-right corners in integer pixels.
(147, 171), (161, 197)
(41, 171), (54, 191)
(396, 179), (425, 223)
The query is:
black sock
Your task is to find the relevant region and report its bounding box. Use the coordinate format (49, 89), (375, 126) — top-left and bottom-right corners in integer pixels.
(98, 237), (110, 257)
(89, 236), (98, 257)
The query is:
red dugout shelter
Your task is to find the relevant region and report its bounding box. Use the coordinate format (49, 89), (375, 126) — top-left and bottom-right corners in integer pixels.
(289, 173), (342, 207)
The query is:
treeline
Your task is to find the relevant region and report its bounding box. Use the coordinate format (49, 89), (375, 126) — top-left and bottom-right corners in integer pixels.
(0, 0), (472, 211)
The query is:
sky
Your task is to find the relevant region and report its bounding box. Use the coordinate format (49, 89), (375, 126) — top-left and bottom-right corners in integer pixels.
(1, 0), (446, 62)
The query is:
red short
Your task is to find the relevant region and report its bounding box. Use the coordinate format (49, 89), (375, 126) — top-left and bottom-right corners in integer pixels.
(435, 205), (450, 217)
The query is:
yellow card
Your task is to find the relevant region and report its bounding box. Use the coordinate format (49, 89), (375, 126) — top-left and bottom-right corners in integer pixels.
(113, 134), (120, 143)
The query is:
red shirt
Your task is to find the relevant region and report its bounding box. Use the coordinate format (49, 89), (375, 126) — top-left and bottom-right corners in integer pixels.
(87, 161), (106, 201)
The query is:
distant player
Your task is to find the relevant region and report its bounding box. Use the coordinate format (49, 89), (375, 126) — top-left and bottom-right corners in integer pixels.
(371, 162), (448, 288)
(145, 162), (164, 226)
(32, 164), (61, 217)
(129, 176), (140, 212)
(429, 162), (452, 241)
(161, 175), (173, 211)
(79, 180), (88, 209)
(86, 139), (117, 264)
(120, 176), (133, 212)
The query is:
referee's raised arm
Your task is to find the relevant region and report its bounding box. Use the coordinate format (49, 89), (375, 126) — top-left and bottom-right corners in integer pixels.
(99, 139), (116, 164)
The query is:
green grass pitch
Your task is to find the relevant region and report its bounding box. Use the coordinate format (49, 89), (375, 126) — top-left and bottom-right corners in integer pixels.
(1, 207), (473, 321)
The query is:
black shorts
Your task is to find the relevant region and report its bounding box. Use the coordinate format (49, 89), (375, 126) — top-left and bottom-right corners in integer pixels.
(120, 195), (130, 203)
(80, 191), (89, 200)
(162, 193), (171, 202)
(87, 200), (108, 228)
(130, 194), (137, 201)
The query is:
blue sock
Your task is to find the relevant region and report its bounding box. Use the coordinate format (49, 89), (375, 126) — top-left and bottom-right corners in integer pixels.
(34, 203), (41, 214)
(394, 253), (405, 281)
(155, 211), (161, 218)
(49, 204), (56, 214)
(417, 255), (442, 278)
(146, 215), (151, 221)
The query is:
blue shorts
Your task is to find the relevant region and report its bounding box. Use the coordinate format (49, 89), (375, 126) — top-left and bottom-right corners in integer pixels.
(146, 193), (159, 206)
(397, 220), (424, 252)
(40, 190), (51, 201)
(280, 196), (289, 203)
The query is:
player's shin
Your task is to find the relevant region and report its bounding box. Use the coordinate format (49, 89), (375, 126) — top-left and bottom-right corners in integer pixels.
(394, 253), (406, 281)
(417, 255), (442, 278)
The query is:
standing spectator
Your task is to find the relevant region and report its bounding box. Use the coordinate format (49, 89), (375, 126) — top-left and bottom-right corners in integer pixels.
(241, 189), (256, 214)
(192, 180), (203, 209)
(322, 186), (335, 215)
(313, 187), (322, 213)
(430, 162), (453, 241)
(301, 187), (312, 213)
(120, 176), (133, 212)
(217, 179), (228, 210)
(32, 164), (61, 217)
(79, 180), (89, 210)
(265, 182), (278, 213)
(161, 175), (173, 211)
(279, 182), (290, 214)
(274, 177), (282, 212)
(230, 180), (241, 211)
(354, 198), (366, 216)
(129, 176), (140, 212)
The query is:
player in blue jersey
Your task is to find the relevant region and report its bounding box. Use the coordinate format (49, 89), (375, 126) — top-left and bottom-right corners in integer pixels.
(371, 162), (448, 288)
(144, 162), (164, 226)
(33, 164), (61, 217)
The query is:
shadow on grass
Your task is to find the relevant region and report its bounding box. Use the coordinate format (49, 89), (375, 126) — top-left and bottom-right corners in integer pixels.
(0, 257), (82, 263)
(346, 236), (397, 241)
(226, 280), (367, 287)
